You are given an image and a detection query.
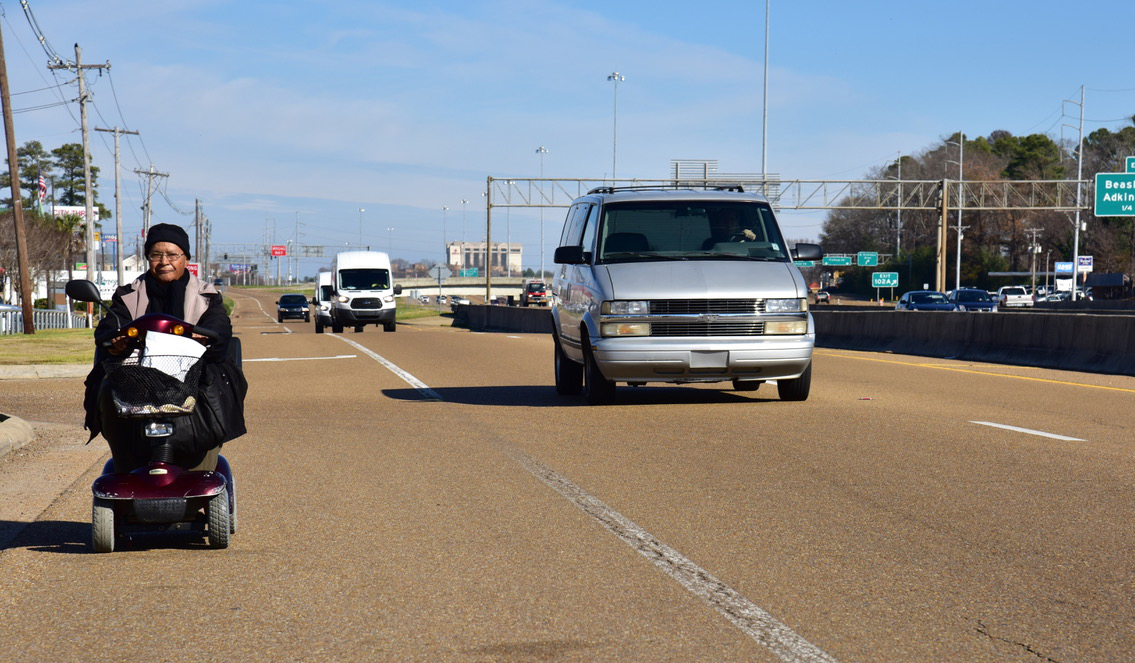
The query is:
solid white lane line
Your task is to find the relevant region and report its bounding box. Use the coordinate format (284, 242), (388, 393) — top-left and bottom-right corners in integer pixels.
(245, 354), (356, 362)
(970, 421), (1086, 441)
(331, 335), (441, 400)
(503, 445), (840, 663)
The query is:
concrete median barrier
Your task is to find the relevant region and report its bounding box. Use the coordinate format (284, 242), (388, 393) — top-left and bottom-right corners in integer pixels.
(813, 310), (1135, 376)
(452, 305), (1135, 377)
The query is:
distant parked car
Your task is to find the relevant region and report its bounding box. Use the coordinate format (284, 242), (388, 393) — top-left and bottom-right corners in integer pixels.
(947, 288), (997, 312)
(814, 290), (831, 304)
(275, 293), (310, 322)
(896, 290), (956, 311)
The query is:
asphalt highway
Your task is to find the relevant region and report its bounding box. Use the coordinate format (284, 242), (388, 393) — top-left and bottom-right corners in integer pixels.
(1, 288), (1133, 662)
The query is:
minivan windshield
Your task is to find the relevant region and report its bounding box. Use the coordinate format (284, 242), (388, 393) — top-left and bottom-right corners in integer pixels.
(339, 268), (390, 290)
(595, 201), (789, 263)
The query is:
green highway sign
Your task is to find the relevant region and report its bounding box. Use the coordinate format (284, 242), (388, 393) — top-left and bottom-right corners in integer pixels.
(794, 260), (816, 267)
(871, 272), (899, 288)
(1127, 156), (1135, 173)
(1095, 172), (1135, 216)
(857, 251), (879, 266)
(822, 255), (853, 266)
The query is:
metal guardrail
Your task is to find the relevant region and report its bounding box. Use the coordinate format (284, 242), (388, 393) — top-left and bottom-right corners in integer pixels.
(0, 309), (91, 335)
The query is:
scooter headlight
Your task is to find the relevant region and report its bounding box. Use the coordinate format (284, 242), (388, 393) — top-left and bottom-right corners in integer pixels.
(144, 422), (175, 437)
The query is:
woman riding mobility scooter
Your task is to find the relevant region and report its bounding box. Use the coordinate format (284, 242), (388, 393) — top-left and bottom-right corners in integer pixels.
(72, 221), (247, 552)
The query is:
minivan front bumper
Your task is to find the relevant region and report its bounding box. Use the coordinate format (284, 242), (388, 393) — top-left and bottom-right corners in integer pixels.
(590, 334), (815, 383)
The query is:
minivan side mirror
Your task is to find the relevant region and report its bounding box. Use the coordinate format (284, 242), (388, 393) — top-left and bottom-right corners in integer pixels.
(791, 243), (823, 261)
(554, 245), (586, 265)
(394, 284), (403, 295)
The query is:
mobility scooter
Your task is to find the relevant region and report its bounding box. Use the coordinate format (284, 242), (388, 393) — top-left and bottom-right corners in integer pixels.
(67, 279), (237, 553)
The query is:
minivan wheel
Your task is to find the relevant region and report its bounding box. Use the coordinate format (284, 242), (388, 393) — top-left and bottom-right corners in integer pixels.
(553, 334), (583, 395)
(777, 363), (812, 401)
(583, 340), (615, 405)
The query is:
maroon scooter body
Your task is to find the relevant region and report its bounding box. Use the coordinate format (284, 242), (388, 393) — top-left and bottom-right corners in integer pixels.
(94, 462), (227, 500)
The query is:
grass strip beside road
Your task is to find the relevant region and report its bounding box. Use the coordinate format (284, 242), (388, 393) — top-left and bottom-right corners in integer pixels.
(0, 328), (94, 365)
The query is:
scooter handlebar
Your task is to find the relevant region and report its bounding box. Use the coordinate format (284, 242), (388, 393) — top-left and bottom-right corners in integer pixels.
(193, 326), (220, 342)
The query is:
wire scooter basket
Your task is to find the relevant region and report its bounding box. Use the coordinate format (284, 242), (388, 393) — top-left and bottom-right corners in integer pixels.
(102, 353), (205, 418)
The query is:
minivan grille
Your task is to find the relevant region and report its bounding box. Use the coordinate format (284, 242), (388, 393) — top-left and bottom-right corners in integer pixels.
(651, 321), (766, 336)
(650, 299), (765, 314)
(351, 298), (382, 309)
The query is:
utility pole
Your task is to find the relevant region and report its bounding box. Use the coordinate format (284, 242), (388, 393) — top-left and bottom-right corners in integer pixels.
(0, 19), (35, 332)
(133, 164), (169, 239)
(49, 45), (109, 284)
(95, 126), (139, 288)
(1025, 227), (1042, 295)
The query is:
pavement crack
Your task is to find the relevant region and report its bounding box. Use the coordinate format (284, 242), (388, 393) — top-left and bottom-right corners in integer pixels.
(974, 619), (1061, 663)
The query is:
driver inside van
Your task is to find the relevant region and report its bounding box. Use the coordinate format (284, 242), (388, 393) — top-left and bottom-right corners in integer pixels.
(702, 208), (757, 249)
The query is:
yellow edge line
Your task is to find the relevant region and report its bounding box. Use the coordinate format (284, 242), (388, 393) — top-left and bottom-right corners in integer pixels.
(815, 350), (1135, 394)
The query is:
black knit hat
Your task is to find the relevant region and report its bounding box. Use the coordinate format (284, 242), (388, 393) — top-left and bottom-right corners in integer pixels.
(144, 223), (191, 259)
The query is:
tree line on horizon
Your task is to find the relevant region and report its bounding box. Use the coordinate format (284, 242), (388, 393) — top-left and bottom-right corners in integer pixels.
(0, 140), (114, 302)
(819, 117), (1135, 294)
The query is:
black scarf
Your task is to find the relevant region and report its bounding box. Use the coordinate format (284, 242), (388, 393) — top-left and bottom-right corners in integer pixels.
(143, 270), (190, 317)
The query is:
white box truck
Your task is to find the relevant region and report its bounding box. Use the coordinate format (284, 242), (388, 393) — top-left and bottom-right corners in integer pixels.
(328, 251), (402, 333)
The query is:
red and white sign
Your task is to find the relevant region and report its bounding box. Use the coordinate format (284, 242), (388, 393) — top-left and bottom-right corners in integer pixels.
(271, 245), (288, 256)
(187, 262), (200, 277)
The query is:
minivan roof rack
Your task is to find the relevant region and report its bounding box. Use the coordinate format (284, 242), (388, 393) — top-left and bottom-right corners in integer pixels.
(586, 184), (746, 195)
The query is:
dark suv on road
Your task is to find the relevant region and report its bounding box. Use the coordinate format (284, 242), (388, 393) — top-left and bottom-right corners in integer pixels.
(276, 293), (310, 322)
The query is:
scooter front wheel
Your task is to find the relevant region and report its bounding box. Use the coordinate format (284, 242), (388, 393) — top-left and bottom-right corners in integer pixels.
(207, 487), (231, 549)
(92, 497), (116, 553)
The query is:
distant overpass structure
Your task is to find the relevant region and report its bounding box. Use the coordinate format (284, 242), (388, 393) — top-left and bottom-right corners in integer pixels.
(485, 175), (1091, 294)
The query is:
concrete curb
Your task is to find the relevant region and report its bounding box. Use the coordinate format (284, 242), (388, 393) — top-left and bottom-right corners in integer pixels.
(0, 412), (35, 459)
(0, 364), (90, 380)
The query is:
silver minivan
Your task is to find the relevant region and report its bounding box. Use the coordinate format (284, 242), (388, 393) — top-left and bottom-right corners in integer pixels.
(551, 186), (823, 404)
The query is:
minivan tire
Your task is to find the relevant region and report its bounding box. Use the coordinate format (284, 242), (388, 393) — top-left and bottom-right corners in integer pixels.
(777, 363), (812, 401)
(553, 333), (582, 395)
(582, 334), (615, 405)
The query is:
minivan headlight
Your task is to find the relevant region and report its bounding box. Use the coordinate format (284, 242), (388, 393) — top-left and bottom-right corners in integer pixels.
(765, 298), (807, 313)
(601, 300), (650, 315)
(336, 295), (349, 303)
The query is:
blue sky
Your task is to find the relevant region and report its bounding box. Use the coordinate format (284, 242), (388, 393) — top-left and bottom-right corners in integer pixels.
(4, 0), (1134, 278)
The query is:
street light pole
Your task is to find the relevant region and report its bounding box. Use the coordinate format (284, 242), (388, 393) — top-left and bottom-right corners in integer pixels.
(386, 226), (394, 254)
(955, 133), (964, 290)
(946, 134), (966, 290)
(442, 206), (449, 268)
(761, 0), (769, 179)
(357, 208), (365, 247)
(460, 199), (469, 268)
(607, 72), (624, 179)
(536, 146), (547, 277)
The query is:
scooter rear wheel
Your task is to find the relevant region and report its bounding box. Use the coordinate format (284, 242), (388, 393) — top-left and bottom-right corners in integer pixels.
(207, 487), (231, 549)
(92, 497), (116, 553)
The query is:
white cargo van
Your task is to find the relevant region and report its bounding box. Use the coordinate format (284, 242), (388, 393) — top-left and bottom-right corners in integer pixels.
(328, 251), (402, 333)
(551, 186), (823, 404)
(312, 271), (334, 333)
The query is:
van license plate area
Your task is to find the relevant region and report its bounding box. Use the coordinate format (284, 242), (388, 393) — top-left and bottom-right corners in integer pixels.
(690, 351), (727, 369)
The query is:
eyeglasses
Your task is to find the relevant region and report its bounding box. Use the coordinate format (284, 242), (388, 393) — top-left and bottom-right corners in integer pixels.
(147, 252), (185, 262)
